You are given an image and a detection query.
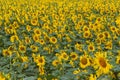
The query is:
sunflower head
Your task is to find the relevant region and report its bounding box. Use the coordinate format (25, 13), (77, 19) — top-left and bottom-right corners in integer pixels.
(19, 45), (26, 53)
(95, 52), (112, 76)
(79, 55), (90, 69)
(70, 52), (78, 61)
(49, 37), (57, 44)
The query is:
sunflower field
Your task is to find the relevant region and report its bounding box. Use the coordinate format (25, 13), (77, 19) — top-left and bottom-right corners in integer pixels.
(0, 0), (120, 80)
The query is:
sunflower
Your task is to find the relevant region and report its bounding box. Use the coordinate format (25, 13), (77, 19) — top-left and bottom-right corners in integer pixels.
(49, 37), (57, 44)
(32, 34), (40, 42)
(103, 31), (111, 39)
(36, 55), (45, 67)
(39, 66), (45, 75)
(116, 55), (120, 64)
(19, 45), (26, 53)
(25, 37), (31, 44)
(70, 52), (78, 61)
(110, 26), (116, 33)
(10, 35), (19, 42)
(88, 43), (95, 52)
(26, 25), (31, 32)
(97, 33), (105, 40)
(39, 39), (45, 45)
(94, 52), (112, 76)
(105, 40), (112, 50)
(31, 19), (38, 26)
(0, 72), (5, 80)
(79, 55), (90, 69)
(2, 49), (12, 56)
(61, 52), (69, 61)
(33, 28), (41, 36)
(73, 68), (80, 74)
(52, 59), (61, 67)
(89, 74), (97, 80)
(30, 45), (38, 52)
(82, 26), (89, 32)
(8, 45), (14, 52)
(83, 31), (91, 38)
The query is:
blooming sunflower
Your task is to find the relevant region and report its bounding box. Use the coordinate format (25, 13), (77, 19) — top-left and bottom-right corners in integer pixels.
(31, 19), (38, 26)
(49, 37), (57, 44)
(39, 39), (45, 45)
(32, 34), (40, 42)
(26, 25), (31, 32)
(52, 59), (61, 67)
(2, 49), (12, 56)
(25, 37), (31, 44)
(36, 55), (45, 67)
(70, 52), (78, 61)
(19, 45), (26, 53)
(30, 45), (38, 52)
(88, 43), (95, 52)
(83, 31), (91, 38)
(61, 52), (69, 61)
(33, 28), (41, 36)
(79, 55), (90, 69)
(94, 52), (112, 76)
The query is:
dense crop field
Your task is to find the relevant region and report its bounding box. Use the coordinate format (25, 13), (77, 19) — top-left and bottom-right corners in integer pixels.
(0, 0), (120, 80)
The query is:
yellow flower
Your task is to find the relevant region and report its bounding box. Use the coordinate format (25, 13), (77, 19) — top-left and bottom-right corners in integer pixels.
(36, 55), (45, 67)
(88, 43), (95, 52)
(39, 39), (45, 45)
(31, 19), (38, 26)
(61, 52), (69, 61)
(97, 33), (105, 40)
(116, 55), (120, 64)
(8, 45), (14, 52)
(83, 25), (89, 32)
(25, 37), (31, 44)
(37, 77), (42, 80)
(89, 74), (97, 80)
(10, 35), (19, 42)
(30, 45), (38, 52)
(0, 73), (5, 80)
(69, 60), (75, 67)
(2, 49), (12, 56)
(26, 25), (31, 32)
(73, 68), (80, 74)
(49, 37), (57, 44)
(79, 55), (90, 69)
(33, 28), (41, 36)
(19, 45), (26, 53)
(52, 59), (60, 67)
(83, 31), (91, 38)
(105, 40), (112, 50)
(32, 34), (40, 42)
(21, 56), (28, 62)
(70, 52), (78, 61)
(95, 52), (112, 76)
(39, 67), (45, 75)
